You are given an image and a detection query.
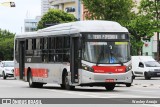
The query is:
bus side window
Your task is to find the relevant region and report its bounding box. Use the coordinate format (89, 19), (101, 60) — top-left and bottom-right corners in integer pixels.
(55, 37), (63, 62)
(32, 39), (36, 50)
(41, 38), (48, 62)
(26, 39), (28, 50)
(48, 37), (55, 62)
(28, 39), (32, 51)
(15, 40), (19, 53)
(63, 37), (70, 62)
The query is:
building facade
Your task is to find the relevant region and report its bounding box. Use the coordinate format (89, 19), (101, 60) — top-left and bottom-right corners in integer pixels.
(49, 0), (82, 20)
(24, 16), (41, 32)
(41, 0), (50, 15)
(142, 33), (159, 59)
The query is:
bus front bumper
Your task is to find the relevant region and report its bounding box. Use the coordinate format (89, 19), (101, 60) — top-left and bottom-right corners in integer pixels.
(80, 70), (132, 85)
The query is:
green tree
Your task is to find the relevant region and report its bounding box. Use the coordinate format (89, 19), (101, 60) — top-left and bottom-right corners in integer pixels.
(82, 0), (135, 25)
(138, 0), (160, 59)
(127, 15), (155, 55)
(139, 0), (159, 32)
(37, 9), (77, 29)
(0, 29), (15, 60)
(128, 0), (159, 56)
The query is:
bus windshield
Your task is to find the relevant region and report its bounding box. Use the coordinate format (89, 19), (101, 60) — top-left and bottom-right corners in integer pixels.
(82, 41), (130, 64)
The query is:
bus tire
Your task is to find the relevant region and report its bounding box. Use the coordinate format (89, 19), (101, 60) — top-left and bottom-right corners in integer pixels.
(28, 71), (35, 88)
(105, 84), (115, 91)
(64, 72), (75, 90)
(60, 84), (65, 89)
(144, 72), (151, 80)
(28, 72), (43, 88)
(3, 71), (6, 80)
(126, 83), (132, 87)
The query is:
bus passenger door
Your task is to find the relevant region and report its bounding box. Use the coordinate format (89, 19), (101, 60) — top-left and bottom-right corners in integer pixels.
(70, 36), (81, 83)
(19, 41), (25, 80)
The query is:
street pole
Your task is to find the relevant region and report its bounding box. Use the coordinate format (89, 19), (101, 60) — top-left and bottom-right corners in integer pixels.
(76, 0), (81, 21)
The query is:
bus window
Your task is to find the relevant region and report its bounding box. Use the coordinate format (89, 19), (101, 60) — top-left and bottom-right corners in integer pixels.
(26, 39), (28, 50)
(36, 38), (40, 50)
(55, 37), (63, 62)
(63, 37), (70, 62)
(28, 39), (32, 51)
(32, 39), (36, 50)
(49, 37), (55, 62)
(41, 38), (48, 62)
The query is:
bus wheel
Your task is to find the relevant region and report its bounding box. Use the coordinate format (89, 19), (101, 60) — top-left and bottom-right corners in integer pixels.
(64, 73), (75, 90)
(126, 83), (132, 87)
(3, 71), (6, 80)
(28, 72), (43, 88)
(60, 84), (65, 89)
(28, 72), (34, 88)
(105, 84), (115, 91)
(144, 72), (151, 80)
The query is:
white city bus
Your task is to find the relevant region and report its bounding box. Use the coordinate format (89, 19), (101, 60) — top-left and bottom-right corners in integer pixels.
(14, 20), (132, 90)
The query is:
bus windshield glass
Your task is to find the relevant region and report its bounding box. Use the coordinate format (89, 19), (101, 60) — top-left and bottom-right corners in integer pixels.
(82, 41), (130, 64)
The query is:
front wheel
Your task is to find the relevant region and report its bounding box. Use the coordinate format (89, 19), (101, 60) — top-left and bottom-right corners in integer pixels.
(105, 84), (115, 91)
(64, 72), (75, 90)
(144, 72), (151, 80)
(3, 71), (6, 80)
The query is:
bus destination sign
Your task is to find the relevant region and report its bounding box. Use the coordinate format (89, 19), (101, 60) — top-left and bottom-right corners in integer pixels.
(87, 34), (127, 40)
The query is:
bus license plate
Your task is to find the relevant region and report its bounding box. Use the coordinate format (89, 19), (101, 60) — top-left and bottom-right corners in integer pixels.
(105, 79), (114, 82)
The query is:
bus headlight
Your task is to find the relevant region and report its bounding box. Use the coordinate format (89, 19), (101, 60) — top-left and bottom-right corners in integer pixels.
(126, 64), (132, 72)
(82, 65), (94, 72)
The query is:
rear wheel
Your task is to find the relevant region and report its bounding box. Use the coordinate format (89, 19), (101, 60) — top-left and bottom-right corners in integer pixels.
(3, 71), (6, 80)
(144, 72), (151, 80)
(64, 72), (75, 90)
(105, 84), (115, 91)
(28, 72), (43, 88)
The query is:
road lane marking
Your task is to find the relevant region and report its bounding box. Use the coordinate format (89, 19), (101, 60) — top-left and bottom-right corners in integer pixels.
(42, 88), (157, 98)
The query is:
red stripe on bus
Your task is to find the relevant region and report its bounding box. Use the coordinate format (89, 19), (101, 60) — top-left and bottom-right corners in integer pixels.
(14, 68), (48, 78)
(14, 68), (19, 76)
(92, 66), (126, 73)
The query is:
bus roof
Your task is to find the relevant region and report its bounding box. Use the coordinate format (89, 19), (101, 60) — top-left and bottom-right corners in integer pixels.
(16, 20), (128, 38)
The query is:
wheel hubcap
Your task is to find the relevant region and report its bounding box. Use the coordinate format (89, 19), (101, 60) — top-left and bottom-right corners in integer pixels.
(29, 75), (32, 85)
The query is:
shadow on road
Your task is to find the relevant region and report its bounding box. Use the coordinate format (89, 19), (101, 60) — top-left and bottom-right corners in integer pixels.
(134, 78), (160, 80)
(0, 77), (16, 80)
(41, 85), (122, 92)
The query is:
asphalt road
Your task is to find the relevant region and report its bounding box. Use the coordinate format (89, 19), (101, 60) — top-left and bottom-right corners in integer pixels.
(0, 77), (160, 107)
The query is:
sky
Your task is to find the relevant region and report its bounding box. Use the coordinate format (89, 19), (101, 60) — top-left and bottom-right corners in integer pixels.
(0, 0), (41, 34)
